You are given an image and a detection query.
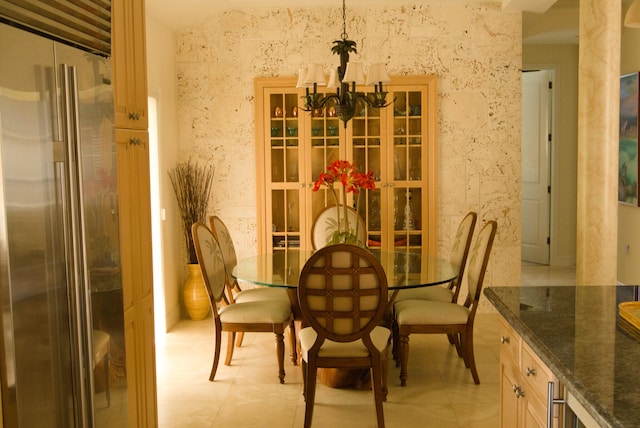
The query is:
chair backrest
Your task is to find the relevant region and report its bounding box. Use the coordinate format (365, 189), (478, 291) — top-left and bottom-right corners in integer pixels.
(298, 244), (388, 344)
(209, 216), (238, 286)
(465, 220), (497, 308)
(311, 205), (367, 249)
(449, 212), (477, 295)
(192, 222), (227, 310)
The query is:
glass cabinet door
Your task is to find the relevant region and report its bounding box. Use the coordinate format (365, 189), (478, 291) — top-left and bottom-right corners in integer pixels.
(268, 91), (302, 250)
(351, 97), (383, 249)
(309, 100), (345, 224)
(350, 86), (429, 254)
(390, 89), (424, 253)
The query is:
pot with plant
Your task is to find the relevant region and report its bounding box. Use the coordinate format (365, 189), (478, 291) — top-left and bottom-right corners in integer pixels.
(168, 158), (215, 320)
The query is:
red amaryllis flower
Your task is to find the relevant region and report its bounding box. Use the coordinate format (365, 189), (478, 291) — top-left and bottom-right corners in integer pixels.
(312, 159), (376, 246)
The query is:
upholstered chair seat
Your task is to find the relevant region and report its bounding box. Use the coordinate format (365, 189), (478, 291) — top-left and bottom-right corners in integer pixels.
(392, 286), (456, 303)
(233, 286), (290, 303)
(219, 300), (292, 324)
(394, 300), (471, 325)
(299, 326), (390, 360)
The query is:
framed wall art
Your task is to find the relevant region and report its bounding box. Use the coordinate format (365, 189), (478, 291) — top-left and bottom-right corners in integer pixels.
(619, 72), (639, 206)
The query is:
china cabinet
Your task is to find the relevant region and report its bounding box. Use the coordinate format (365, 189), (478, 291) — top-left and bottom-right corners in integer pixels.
(255, 75), (437, 255)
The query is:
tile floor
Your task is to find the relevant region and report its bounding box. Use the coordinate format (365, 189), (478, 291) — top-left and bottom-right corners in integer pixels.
(155, 263), (576, 428)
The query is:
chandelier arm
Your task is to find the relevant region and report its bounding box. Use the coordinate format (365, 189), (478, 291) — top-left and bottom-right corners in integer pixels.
(300, 93), (340, 112)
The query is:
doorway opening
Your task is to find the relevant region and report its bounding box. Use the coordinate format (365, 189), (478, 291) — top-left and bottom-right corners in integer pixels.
(148, 96), (167, 342)
(521, 69), (553, 265)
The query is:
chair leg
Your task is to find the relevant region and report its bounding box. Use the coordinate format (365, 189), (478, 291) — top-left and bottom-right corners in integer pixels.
(301, 359), (307, 400)
(103, 350), (110, 407)
(224, 332), (236, 365)
(209, 326), (222, 381)
(382, 349), (389, 402)
(236, 332), (245, 347)
(371, 362), (386, 428)
(446, 333), (455, 345)
(275, 331), (286, 384)
(463, 332), (480, 384)
(399, 333), (410, 387)
(392, 319), (400, 367)
(453, 333), (464, 359)
(288, 321), (297, 365)
(303, 360), (318, 428)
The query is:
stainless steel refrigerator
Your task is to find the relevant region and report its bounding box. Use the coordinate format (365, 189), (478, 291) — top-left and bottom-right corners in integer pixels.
(0, 22), (128, 427)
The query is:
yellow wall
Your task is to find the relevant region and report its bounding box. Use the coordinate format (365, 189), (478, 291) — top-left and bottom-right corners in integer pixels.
(145, 15), (183, 329)
(618, 24), (640, 284)
(522, 44), (578, 267)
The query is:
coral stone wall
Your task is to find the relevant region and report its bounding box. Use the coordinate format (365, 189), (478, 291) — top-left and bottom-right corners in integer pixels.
(175, 2), (522, 304)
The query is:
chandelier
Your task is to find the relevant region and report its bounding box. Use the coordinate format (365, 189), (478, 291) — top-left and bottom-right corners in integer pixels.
(296, 0), (391, 128)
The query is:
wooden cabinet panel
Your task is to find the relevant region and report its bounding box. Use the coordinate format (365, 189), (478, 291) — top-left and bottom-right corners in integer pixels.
(255, 76), (437, 254)
(112, 0), (156, 422)
(499, 315), (520, 366)
(499, 316), (562, 428)
(112, 0), (148, 130)
(115, 128), (157, 427)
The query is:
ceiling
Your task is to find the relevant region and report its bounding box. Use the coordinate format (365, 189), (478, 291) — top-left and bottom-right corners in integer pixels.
(145, 0), (589, 45)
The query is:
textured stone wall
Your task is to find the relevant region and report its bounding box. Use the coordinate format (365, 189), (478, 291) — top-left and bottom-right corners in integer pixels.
(175, 2), (522, 301)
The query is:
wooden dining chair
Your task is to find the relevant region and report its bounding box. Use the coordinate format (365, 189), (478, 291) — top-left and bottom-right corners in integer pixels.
(192, 222), (295, 383)
(310, 205), (367, 249)
(209, 215), (294, 358)
(297, 244), (390, 428)
(394, 211), (477, 305)
(391, 211), (476, 361)
(393, 220), (497, 386)
(209, 215), (290, 304)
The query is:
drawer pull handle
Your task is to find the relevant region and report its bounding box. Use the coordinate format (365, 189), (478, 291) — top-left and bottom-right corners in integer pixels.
(128, 112), (140, 120)
(526, 367), (537, 377)
(500, 336), (510, 344)
(129, 138), (141, 146)
(513, 385), (525, 398)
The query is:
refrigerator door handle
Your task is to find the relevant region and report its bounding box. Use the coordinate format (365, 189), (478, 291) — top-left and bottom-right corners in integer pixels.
(48, 66), (63, 143)
(59, 62), (95, 427)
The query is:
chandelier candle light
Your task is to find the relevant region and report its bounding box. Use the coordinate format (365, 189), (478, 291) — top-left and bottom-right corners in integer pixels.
(297, 0), (391, 128)
(313, 160), (376, 245)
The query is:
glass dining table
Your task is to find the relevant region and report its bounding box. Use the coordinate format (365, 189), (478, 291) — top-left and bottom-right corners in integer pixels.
(232, 248), (458, 318)
(232, 248), (458, 388)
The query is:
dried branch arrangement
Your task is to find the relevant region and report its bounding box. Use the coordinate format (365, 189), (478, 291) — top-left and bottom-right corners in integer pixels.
(168, 159), (215, 264)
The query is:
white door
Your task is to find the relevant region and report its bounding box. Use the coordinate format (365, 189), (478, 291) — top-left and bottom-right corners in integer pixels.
(521, 70), (551, 264)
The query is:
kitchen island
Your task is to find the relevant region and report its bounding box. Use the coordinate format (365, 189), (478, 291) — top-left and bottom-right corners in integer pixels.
(484, 285), (640, 428)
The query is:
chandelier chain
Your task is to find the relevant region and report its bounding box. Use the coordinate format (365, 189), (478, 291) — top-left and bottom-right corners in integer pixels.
(341, 0), (348, 41)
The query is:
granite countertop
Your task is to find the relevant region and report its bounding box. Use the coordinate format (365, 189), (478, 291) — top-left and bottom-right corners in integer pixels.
(484, 285), (640, 428)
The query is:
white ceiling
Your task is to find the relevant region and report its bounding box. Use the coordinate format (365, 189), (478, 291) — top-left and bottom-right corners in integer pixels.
(145, 0), (585, 44)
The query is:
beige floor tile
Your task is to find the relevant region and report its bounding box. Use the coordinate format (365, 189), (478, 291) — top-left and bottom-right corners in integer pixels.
(155, 264), (575, 427)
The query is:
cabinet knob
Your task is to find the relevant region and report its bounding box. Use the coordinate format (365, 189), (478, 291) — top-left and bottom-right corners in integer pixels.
(500, 336), (510, 344)
(128, 112), (140, 120)
(513, 385), (525, 398)
(129, 138), (141, 146)
(526, 367), (537, 377)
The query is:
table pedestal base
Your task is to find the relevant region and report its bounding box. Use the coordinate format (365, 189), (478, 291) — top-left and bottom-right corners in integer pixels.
(318, 368), (371, 390)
